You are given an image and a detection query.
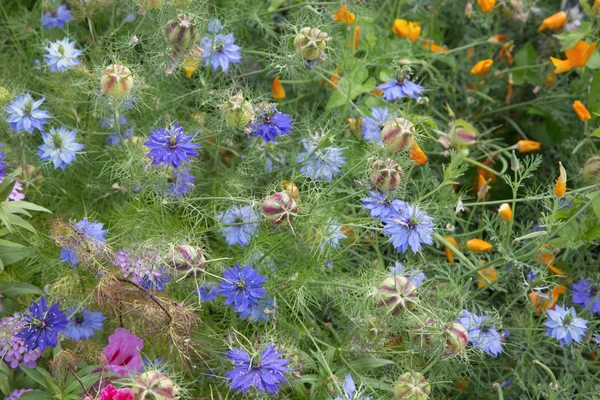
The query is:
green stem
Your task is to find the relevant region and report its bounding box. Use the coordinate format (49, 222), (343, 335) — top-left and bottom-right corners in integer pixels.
(532, 360), (559, 391)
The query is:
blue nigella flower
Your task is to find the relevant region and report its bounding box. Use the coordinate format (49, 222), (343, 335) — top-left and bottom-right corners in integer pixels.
(37, 127), (85, 170)
(63, 308), (105, 341)
(297, 137), (346, 181)
(264, 151), (286, 173)
(0, 145), (7, 178)
(388, 262), (427, 288)
(239, 297), (273, 322)
(332, 374), (372, 400)
(207, 19), (222, 34)
(545, 305), (588, 346)
(106, 126), (133, 146)
(571, 279), (600, 314)
(145, 121), (200, 169)
(321, 218), (347, 249)
(225, 344), (290, 394)
(139, 267), (171, 291)
(217, 264), (266, 313)
(60, 219), (107, 266)
(383, 200), (434, 254)
(217, 205), (259, 247)
(166, 167), (195, 198)
(361, 107), (389, 145)
(201, 33), (242, 72)
(377, 79), (423, 102)
(41, 4), (74, 29)
(43, 37), (82, 73)
(249, 105), (294, 143)
(361, 191), (393, 219)
(5, 93), (51, 133)
(17, 297), (68, 352)
(456, 310), (503, 356)
(197, 283), (219, 301)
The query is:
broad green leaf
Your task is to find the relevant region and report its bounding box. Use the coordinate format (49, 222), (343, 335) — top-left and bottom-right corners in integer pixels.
(512, 42), (537, 86)
(326, 69), (375, 110)
(2, 201), (51, 213)
(0, 180), (15, 203)
(342, 358), (394, 371)
(587, 192), (600, 219)
(586, 51), (600, 69)
(553, 22), (591, 51)
(0, 239), (24, 248)
(0, 245), (32, 267)
(18, 392), (53, 400)
(0, 282), (43, 297)
(5, 213), (35, 233)
(588, 70), (600, 117)
(591, 126), (600, 138)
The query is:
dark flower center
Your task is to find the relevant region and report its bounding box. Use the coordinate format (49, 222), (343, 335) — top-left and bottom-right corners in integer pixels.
(24, 102), (32, 115)
(214, 43), (224, 53)
(74, 315), (84, 324)
(408, 217), (419, 228)
(168, 135), (178, 148)
(236, 280), (247, 290)
(234, 216), (243, 224)
(563, 313), (573, 326)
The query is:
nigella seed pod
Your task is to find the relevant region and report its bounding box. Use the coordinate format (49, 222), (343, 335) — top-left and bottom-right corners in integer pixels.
(100, 64), (133, 99)
(220, 93), (255, 128)
(451, 127), (477, 147)
(381, 118), (415, 152)
(131, 371), (177, 400)
(135, 0), (165, 10)
(377, 276), (417, 316)
(444, 322), (468, 354)
(164, 15), (197, 53)
(370, 158), (402, 192)
(394, 372), (431, 400)
(262, 192), (298, 225)
(167, 245), (206, 272)
(294, 27), (330, 61)
(583, 156), (600, 184)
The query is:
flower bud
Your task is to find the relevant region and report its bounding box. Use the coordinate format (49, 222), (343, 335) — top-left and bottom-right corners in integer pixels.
(583, 156), (600, 184)
(370, 158), (402, 192)
(135, 0), (165, 10)
(167, 245), (206, 272)
(0, 87), (10, 105)
(377, 276), (417, 316)
(444, 322), (468, 354)
(131, 371), (177, 400)
(262, 192), (298, 225)
(451, 128), (477, 147)
(100, 64), (133, 99)
(164, 15), (197, 53)
(510, 150), (520, 172)
(381, 118), (415, 152)
(16, 164), (44, 188)
(294, 27), (330, 61)
(394, 371), (431, 400)
(220, 94), (255, 128)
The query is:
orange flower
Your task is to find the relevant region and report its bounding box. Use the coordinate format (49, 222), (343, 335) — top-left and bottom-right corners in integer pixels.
(517, 140), (541, 153)
(538, 11), (567, 32)
(471, 59), (493, 76)
(487, 34), (505, 44)
(554, 162), (567, 198)
(329, 68), (340, 89)
(536, 245), (566, 276)
(182, 54), (200, 78)
(550, 40), (597, 74)
(477, 266), (498, 288)
(444, 237), (458, 263)
(342, 225), (358, 240)
(498, 203), (512, 222)
(500, 42), (515, 65)
(409, 143), (427, 165)
(372, 88), (383, 97)
(545, 72), (557, 89)
(529, 285), (567, 315)
(423, 39), (447, 53)
(477, 0), (496, 13)
(332, 5), (355, 24)
(271, 76), (285, 99)
(392, 19), (420, 42)
(573, 100), (591, 121)
(467, 238), (492, 253)
(477, 157), (497, 184)
(476, 174), (491, 199)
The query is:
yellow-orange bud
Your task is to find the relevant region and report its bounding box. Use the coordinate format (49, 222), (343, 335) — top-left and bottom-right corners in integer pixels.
(517, 140), (541, 153)
(272, 76), (286, 99)
(498, 203), (512, 222)
(409, 143), (427, 165)
(554, 162), (567, 198)
(332, 5), (355, 24)
(444, 237), (458, 263)
(471, 59), (493, 76)
(477, 0), (496, 13)
(573, 100), (591, 121)
(538, 12), (567, 32)
(467, 238), (492, 253)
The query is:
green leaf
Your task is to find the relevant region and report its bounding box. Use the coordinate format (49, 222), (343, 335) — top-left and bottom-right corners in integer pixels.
(342, 358), (394, 371)
(18, 392), (53, 400)
(591, 126), (600, 138)
(0, 180), (16, 203)
(0, 282), (43, 297)
(553, 22), (591, 51)
(588, 70), (600, 117)
(19, 366), (50, 389)
(2, 201), (51, 213)
(5, 213), (35, 233)
(587, 193), (600, 219)
(326, 69), (375, 110)
(586, 51), (600, 70)
(0, 245), (32, 268)
(512, 42), (538, 86)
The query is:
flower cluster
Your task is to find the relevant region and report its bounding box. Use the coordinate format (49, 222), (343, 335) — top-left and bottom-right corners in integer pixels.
(0, 314), (43, 369)
(113, 246), (171, 291)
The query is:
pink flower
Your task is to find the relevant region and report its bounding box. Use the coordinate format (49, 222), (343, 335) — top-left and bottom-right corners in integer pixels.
(86, 384), (133, 400)
(101, 328), (143, 376)
(0, 179), (25, 201)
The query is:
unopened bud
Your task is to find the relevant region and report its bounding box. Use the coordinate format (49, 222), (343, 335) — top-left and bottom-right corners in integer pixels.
(394, 371), (431, 400)
(131, 371), (177, 400)
(370, 158), (402, 192)
(510, 150), (520, 172)
(377, 276), (417, 316)
(294, 27), (330, 61)
(445, 322), (469, 354)
(100, 64), (133, 99)
(583, 156), (600, 184)
(220, 93), (255, 128)
(381, 118), (415, 152)
(164, 15), (197, 53)
(167, 245), (206, 273)
(262, 192), (298, 225)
